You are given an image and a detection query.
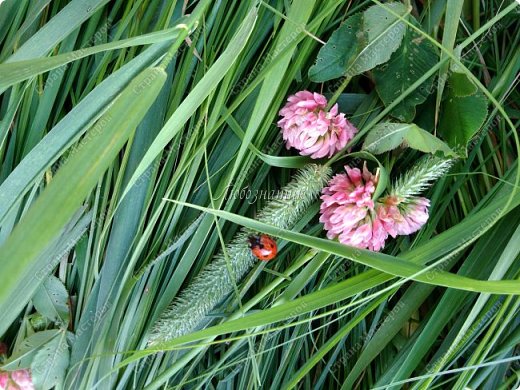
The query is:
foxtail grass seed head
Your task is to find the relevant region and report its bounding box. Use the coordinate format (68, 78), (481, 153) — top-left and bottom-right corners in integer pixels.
(389, 156), (453, 203)
(277, 91), (357, 159)
(148, 164), (331, 345)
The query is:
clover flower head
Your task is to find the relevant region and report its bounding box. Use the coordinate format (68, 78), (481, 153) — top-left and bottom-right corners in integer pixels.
(0, 369), (34, 390)
(319, 162), (433, 252)
(278, 91), (357, 159)
(377, 196), (430, 237)
(319, 163), (388, 251)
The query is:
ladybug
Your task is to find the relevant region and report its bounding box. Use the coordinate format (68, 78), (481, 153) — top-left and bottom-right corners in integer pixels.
(248, 234), (278, 261)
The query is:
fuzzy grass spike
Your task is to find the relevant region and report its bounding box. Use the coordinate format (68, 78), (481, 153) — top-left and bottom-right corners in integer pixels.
(148, 164), (331, 345)
(389, 156), (454, 202)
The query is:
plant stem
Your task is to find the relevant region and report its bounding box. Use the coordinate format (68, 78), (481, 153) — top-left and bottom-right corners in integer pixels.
(326, 76), (351, 110)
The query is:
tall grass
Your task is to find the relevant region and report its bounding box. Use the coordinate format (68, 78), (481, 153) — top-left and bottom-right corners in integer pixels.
(0, 0), (519, 389)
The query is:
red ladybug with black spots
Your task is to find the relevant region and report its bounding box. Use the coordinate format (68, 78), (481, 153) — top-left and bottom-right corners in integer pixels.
(248, 234), (278, 261)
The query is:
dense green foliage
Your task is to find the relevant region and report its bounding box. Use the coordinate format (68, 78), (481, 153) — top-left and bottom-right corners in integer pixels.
(0, 0), (519, 389)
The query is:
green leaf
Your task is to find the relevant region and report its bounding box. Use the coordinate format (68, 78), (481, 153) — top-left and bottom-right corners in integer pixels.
(308, 13), (363, 82)
(349, 2), (409, 75)
(362, 122), (455, 157)
(434, 0), (465, 115)
(342, 283), (434, 388)
(405, 126), (456, 156)
(373, 18), (438, 121)
(438, 73), (488, 154)
(30, 331), (69, 390)
(309, 2), (409, 82)
(363, 123), (408, 154)
(448, 71), (478, 97)
(276, 251), (330, 304)
(332, 93), (366, 114)
(32, 276), (70, 326)
(1, 330), (60, 370)
(0, 210), (90, 337)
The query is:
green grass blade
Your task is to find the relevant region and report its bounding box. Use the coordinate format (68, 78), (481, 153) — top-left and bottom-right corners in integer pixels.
(0, 67), (167, 308)
(169, 200), (520, 295)
(0, 25), (186, 89)
(118, 6), (258, 199)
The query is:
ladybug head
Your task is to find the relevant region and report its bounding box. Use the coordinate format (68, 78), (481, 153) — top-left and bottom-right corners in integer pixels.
(248, 235), (261, 247)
